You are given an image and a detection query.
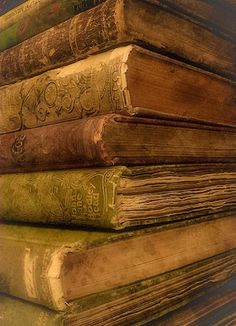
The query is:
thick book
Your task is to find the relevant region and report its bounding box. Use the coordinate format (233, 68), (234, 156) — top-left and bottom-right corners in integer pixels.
(0, 217), (236, 311)
(0, 0), (235, 53)
(0, 0), (27, 15)
(149, 277), (236, 326)
(0, 0), (104, 52)
(1, 114), (236, 175)
(1, 46), (236, 136)
(0, 252), (235, 325)
(1, 164), (236, 228)
(0, 0), (235, 88)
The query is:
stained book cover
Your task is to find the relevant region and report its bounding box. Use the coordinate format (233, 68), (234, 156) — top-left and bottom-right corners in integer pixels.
(0, 256), (235, 326)
(1, 114), (236, 175)
(0, 0), (235, 52)
(1, 164), (236, 228)
(1, 46), (236, 136)
(0, 0), (235, 88)
(0, 0), (104, 51)
(0, 217), (236, 311)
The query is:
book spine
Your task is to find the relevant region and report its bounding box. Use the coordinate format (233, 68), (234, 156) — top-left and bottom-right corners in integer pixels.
(0, 0), (27, 16)
(0, 115), (115, 173)
(0, 0), (105, 52)
(1, 114), (236, 174)
(0, 0), (235, 87)
(0, 46), (130, 135)
(1, 255), (236, 326)
(1, 221), (236, 312)
(0, 0), (121, 86)
(0, 166), (123, 227)
(0, 228), (70, 310)
(1, 45), (236, 136)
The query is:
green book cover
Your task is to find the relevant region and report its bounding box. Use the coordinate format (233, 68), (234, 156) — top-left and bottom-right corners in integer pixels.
(1, 164), (236, 229)
(0, 216), (236, 311)
(0, 0), (104, 51)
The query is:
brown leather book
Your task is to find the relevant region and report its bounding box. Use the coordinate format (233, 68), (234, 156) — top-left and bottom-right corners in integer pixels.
(1, 114), (236, 174)
(0, 0), (235, 88)
(1, 46), (236, 136)
(1, 250), (236, 325)
(1, 217), (236, 311)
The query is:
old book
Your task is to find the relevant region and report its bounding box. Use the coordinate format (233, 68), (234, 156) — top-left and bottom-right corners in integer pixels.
(1, 252), (236, 325)
(155, 277), (236, 326)
(1, 216), (236, 311)
(0, 0), (51, 30)
(0, 0), (27, 15)
(0, 0), (104, 52)
(1, 114), (236, 175)
(0, 0), (235, 88)
(1, 164), (236, 228)
(0, 0), (235, 53)
(0, 0), (49, 29)
(0, 0), (103, 31)
(1, 46), (236, 135)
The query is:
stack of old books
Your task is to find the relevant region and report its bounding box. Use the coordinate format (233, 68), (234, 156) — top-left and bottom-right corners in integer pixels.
(0, 1), (236, 325)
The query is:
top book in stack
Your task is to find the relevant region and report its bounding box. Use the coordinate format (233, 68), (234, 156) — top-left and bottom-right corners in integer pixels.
(0, 0), (235, 88)
(0, 0), (235, 53)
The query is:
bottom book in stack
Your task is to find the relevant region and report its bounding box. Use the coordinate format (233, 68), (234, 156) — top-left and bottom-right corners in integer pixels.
(0, 214), (236, 325)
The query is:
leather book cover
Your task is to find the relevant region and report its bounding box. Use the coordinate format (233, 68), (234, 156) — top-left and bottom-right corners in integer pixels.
(0, 0), (104, 51)
(1, 46), (236, 135)
(0, 217), (236, 311)
(1, 114), (236, 174)
(1, 164), (236, 228)
(0, 0), (235, 87)
(1, 251), (236, 325)
(0, 0), (235, 52)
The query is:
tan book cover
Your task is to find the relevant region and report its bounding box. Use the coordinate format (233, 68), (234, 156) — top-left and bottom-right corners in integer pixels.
(1, 46), (236, 136)
(0, 216), (236, 311)
(0, 0), (235, 87)
(0, 250), (236, 324)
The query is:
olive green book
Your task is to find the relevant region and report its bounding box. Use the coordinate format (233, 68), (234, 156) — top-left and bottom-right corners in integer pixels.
(1, 164), (236, 229)
(0, 0), (235, 53)
(1, 216), (236, 311)
(0, 0), (104, 52)
(0, 250), (236, 325)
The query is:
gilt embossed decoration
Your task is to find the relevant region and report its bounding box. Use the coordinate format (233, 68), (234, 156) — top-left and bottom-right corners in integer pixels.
(0, 168), (119, 226)
(11, 134), (26, 164)
(0, 55), (127, 134)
